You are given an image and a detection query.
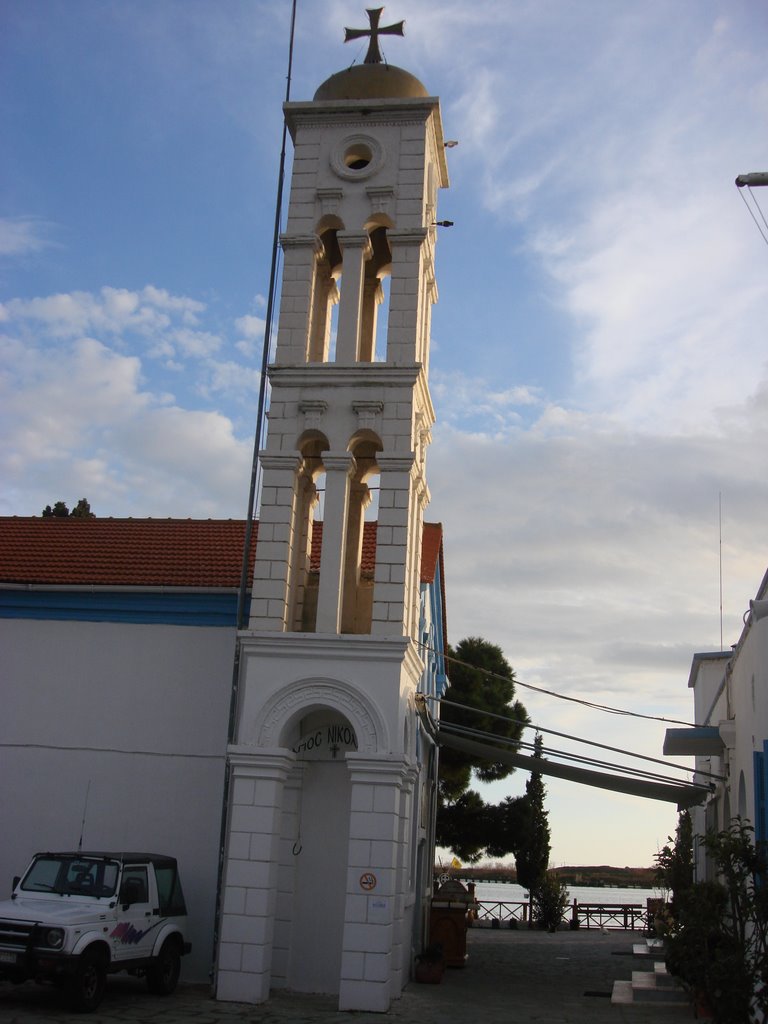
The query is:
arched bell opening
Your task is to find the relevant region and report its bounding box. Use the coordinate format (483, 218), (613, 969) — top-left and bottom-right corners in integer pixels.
(341, 433), (382, 634)
(308, 226), (342, 363)
(360, 225), (392, 362)
(289, 432), (328, 632)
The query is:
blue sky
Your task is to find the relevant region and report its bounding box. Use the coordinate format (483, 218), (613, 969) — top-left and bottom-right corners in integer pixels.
(3, 0), (767, 867)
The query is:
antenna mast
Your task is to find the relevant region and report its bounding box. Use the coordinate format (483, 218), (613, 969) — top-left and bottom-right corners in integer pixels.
(719, 492), (723, 651)
(77, 780), (91, 853)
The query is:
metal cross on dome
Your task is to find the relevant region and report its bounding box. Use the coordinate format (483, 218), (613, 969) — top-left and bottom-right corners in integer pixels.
(344, 7), (405, 65)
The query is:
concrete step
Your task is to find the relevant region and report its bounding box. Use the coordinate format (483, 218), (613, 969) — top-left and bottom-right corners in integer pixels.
(629, 971), (688, 1003)
(654, 961), (677, 987)
(632, 937), (665, 959)
(611, 976), (688, 1007)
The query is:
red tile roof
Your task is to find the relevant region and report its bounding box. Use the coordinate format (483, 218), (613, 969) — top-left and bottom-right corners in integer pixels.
(0, 517), (443, 590)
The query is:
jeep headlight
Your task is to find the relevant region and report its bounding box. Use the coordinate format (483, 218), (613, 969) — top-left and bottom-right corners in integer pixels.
(45, 928), (65, 950)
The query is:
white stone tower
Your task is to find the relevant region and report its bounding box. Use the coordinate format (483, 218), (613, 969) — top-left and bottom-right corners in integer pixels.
(216, 11), (449, 1012)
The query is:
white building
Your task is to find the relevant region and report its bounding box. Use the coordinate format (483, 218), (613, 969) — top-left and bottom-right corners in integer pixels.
(0, 517), (447, 992)
(664, 568), (768, 877)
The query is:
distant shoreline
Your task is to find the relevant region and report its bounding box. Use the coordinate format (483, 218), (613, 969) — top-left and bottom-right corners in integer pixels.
(436, 864), (657, 889)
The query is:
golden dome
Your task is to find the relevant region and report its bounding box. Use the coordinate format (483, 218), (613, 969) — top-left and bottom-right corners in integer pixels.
(314, 63), (428, 102)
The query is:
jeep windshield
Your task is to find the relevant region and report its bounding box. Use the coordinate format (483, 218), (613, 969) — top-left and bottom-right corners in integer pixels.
(21, 856), (120, 897)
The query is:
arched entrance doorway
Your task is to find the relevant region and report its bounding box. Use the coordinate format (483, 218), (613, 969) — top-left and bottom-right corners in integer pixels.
(281, 709), (357, 993)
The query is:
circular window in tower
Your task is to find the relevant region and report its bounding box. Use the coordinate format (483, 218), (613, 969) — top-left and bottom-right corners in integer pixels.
(344, 142), (373, 170)
(331, 134), (383, 180)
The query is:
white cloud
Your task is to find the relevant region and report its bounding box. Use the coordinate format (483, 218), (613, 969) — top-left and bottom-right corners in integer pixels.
(172, 327), (222, 359)
(234, 313), (266, 338)
(204, 360), (263, 398)
(0, 217), (57, 258)
(3, 287), (178, 340)
(430, 3), (768, 438)
(234, 314), (267, 358)
(428, 396), (768, 863)
(0, 288), (254, 518)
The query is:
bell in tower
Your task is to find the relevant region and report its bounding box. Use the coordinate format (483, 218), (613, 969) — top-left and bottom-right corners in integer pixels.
(216, 10), (450, 1012)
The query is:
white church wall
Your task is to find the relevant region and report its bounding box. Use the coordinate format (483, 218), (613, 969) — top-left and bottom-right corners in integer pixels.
(726, 614), (768, 832)
(1, 616), (233, 981)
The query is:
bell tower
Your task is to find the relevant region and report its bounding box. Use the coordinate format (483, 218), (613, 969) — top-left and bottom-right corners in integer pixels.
(216, 11), (449, 1012)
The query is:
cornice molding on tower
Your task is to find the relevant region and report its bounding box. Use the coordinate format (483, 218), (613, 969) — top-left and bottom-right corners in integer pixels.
(268, 363), (420, 388)
(237, 629), (414, 664)
(323, 450), (357, 476)
(387, 228), (429, 246)
(377, 453), (416, 473)
(337, 230), (374, 257)
(279, 233), (323, 252)
(425, 104), (450, 189)
(258, 452), (303, 473)
(267, 364), (436, 427)
(284, 97), (441, 138)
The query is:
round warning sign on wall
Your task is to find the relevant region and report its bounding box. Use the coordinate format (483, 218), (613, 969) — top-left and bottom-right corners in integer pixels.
(359, 872), (377, 891)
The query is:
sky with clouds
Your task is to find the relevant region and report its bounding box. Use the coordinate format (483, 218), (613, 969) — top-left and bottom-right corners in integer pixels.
(2, 0), (767, 867)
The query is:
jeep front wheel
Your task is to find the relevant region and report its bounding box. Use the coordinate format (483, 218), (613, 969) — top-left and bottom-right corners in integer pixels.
(66, 948), (107, 1012)
(146, 939), (181, 995)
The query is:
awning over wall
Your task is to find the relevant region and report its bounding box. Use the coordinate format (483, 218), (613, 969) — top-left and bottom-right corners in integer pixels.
(663, 727), (724, 757)
(438, 731), (710, 809)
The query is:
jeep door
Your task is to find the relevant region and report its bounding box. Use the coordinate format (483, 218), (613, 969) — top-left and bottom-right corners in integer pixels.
(110, 865), (159, 964)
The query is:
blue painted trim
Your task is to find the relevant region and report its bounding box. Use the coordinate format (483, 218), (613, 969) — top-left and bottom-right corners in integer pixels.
(430, 559), (448, 697)
(756, 743), (768, 848)
(0, 590), (249, 627)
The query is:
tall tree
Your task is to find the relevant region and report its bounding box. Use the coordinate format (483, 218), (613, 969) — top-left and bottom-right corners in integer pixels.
(70, 498), (95, 519)
(655, 809), (693, 911)
(514, 732), (551, 891)
(438, 637), (528, 802)
(436, 637), (529, 861)
(42, 501), (70, 518)
(41, 499), (94, 519)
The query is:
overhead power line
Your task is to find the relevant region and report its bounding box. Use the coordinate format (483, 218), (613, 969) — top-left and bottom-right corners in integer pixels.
(428, 696), (723, 782)
(735, 172), (768, 248)
(419, 642), (698, 727)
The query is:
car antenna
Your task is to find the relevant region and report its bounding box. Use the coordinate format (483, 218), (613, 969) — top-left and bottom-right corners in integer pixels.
(77, 780), (91, 853)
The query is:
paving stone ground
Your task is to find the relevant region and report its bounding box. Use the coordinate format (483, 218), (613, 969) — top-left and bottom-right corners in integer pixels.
(0, 929), (694, 1024)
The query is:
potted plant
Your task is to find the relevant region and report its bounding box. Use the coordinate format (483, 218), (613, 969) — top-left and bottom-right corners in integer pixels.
(664, 819), (767, 1023)
(531, 872), (569, 932)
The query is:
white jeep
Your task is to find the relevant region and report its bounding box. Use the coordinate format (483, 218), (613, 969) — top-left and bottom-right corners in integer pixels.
(0, 851), (191, 1012)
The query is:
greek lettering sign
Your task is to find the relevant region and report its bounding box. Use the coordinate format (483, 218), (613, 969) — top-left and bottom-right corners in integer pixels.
(291, 713), (358, 761)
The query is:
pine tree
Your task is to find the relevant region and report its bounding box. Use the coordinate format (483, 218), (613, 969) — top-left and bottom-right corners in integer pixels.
(41, 499), (94, 518)
(514, 733), (551, 892)
(436, 637), (529, 861)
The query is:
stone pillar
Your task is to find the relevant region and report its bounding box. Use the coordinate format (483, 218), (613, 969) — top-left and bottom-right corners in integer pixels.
(216, 749), (295, 1004)
(315, 451), (356, 634)
(385, 230), (426, 366)
(339, 754), (408, 1013)
(307, 259), (338, 363)
(248, 453), (301, 630)
(371, 454), (415, 636)
(335, 232), (372, 364)
(287, 466), (319, 631)
(341, 479), (371, 634)
(358, 276), (382, 362)
(390, 764), (418, 995)
(275, 235), (323, 364)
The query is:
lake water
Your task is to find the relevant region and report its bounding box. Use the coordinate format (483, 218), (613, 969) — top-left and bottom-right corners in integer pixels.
(473, 881), (663, 906)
